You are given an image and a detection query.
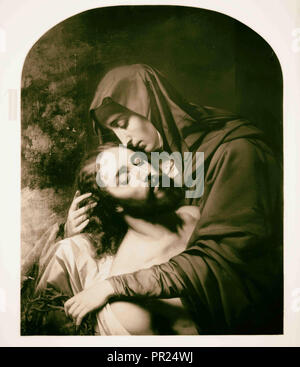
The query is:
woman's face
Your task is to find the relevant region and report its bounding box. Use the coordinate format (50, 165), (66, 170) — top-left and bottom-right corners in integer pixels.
(104, 112), (161, 153)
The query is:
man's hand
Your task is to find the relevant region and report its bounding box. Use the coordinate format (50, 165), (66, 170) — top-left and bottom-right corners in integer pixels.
(64, 191), (97, 238)
(64, 280), (115, 326)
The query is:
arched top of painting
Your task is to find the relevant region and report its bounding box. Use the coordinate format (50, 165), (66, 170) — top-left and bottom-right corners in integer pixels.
(22, 5), (282, 83)
(21, 5), (283, 191)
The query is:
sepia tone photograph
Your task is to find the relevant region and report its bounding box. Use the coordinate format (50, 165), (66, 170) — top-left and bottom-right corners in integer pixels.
(19, 5), (284, 337)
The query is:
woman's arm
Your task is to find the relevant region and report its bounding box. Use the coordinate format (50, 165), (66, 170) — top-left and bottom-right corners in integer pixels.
(106, 138), (282, 332)
(65, 138), (282, 331)
(64, 279), (115, 326)
(64, 191), (97, 237)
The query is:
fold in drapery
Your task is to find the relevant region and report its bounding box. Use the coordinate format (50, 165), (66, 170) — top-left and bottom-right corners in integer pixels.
(36, 235), (130, 335)
(90, 64), (282, 334)
(109, 138), (282, 334)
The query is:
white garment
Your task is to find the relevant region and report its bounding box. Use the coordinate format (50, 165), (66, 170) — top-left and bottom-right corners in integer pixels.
(37, 234), (130, 335)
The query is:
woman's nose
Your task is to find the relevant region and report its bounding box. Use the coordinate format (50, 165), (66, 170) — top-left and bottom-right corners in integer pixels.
(115, 129), (131, 145)
(124, 136), (133, 147)
(120, 131), (132, 146)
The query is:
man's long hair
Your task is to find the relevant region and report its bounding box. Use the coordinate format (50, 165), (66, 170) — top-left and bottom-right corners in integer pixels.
(75, 143), (128, 259)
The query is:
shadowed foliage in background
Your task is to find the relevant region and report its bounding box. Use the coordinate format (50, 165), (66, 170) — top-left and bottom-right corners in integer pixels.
(21, 4), (283, 287)
(22, 6), (282, 193)
(21, 5), (283, 335)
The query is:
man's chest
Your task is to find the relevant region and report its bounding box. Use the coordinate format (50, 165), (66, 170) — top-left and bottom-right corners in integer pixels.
(109, 230), (187, 276)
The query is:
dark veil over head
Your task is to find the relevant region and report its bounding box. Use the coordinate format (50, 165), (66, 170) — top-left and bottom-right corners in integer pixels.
(89, 64), (242, 155)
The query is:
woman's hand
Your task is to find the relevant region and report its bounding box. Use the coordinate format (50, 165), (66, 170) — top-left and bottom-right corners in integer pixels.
(64, 280), (115, 326)
(64, 191), (97, 238)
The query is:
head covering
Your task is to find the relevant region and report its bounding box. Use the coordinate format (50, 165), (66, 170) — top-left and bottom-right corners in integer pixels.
(90, 65), (282, 334)
(90, 64), (266, 202)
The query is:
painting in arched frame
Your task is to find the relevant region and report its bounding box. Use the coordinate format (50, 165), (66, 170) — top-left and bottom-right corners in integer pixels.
(21, 5), (283, 336)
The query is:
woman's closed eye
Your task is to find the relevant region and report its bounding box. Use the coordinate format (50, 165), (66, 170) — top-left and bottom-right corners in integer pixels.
(110, 118), (128, 129)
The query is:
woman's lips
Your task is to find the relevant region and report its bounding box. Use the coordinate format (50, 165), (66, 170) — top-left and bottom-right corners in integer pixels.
(137, 141), (146, 150)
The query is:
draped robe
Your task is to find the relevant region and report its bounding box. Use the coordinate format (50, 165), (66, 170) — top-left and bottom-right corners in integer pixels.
(89, 64), (282, 334)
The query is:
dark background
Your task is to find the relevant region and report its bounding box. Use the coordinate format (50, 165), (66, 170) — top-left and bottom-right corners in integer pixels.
(21, 6), (283, 253)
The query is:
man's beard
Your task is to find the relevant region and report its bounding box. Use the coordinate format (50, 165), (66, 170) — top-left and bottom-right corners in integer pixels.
(117, 177), (185, 230)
